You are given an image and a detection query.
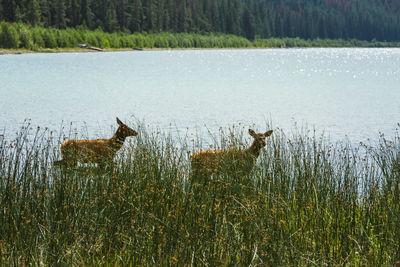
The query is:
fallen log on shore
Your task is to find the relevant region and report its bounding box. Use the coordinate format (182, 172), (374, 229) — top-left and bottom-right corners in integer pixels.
(88, 47), (104, 52)
(77, 44), (104, 52)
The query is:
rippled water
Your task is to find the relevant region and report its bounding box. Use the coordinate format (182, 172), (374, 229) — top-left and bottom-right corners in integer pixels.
(1, 48), (399, 143)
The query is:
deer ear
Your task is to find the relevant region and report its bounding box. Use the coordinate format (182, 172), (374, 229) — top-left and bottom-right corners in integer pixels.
(248, 129), (256, 137)
(116, 117), (123, 126)
(265, 130), (273, 137)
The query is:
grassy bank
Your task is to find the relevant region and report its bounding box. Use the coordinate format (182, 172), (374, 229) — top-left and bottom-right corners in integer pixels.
(1, 22), (400, 54)
(0, 121), (399, 265)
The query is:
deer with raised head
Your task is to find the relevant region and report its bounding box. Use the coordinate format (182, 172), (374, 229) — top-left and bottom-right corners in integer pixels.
(55, 118), (138, 168)
(191, 129), (273, 181)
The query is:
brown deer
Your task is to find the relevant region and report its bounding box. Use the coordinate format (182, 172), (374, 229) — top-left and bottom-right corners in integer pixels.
(191, 129), (273, 180)
(55, 118), (138, 168)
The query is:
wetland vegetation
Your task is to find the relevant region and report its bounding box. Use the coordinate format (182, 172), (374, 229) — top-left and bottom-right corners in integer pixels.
(1, 121), (399, 265)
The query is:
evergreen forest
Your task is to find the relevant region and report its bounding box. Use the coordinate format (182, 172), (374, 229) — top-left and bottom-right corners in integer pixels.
(1, 0), (400, 42)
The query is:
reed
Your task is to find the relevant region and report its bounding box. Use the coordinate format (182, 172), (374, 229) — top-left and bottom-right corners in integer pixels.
(0, 121), (399, 265)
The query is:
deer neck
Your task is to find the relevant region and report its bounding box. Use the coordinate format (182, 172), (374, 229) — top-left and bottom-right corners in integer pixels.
(111, 127), (126, 148)
(247, 141), (262, 158)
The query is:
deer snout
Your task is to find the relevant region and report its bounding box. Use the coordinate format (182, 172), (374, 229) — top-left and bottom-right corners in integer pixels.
(124, 128), (138, 137)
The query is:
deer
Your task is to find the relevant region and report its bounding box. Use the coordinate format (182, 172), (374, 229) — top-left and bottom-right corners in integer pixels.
(191, 129), (273, 182)
(54, 117), (138, 168)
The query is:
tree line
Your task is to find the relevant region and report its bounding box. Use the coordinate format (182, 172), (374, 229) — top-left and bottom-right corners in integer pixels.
(1, 0), (400, 42)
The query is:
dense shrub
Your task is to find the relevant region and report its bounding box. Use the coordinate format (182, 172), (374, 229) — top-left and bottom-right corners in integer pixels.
(0, 22), (19, 48)
(42, 30), (57, 48)
(85, 32), (99, 47)
(1, 22), (400, 50)
(16, 23), (34, 49)
(31, 27), (45, 48)
(153, 35), (169, 48)
(132, 33), (145, 48)
(108, 33), (120, 48)
(100, 38), (110, 48)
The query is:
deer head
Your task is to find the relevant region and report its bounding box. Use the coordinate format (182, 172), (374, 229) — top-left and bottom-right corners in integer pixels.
(116, 117), (138, 139)
(248, 129), (273, 156)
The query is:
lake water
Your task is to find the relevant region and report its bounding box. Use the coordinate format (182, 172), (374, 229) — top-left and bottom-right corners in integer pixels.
(1, 48), (399, 144)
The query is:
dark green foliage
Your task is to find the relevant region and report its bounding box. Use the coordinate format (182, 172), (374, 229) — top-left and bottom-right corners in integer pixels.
(0, 21), (19, 48)
(39, 0), (52, 27)
(56, 30), (77, 48)
(26, 0), (41, 25)
(31, 27), (45, 48)
(51, 0), (67, 28)
(15, 23), (34, 49)
(81, 0), (94, 28)
(1, 0), (400, 41)
(42, 29), (57, 48)
(242, 7), (255, 41)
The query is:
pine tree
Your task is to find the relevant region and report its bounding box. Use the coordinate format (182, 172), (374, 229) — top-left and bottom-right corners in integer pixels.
(161, 1), (170, 32)
(165, 0), (176, 31)
(177, 0), (188, 32)
(14, 5), (22, 22)
(116, 0), (131, 31)
(226, 0), (240, 36)
(39, 0), (51, 27)
(130, 0), (143, 32)
(104, 1), (118, 32)
(143, 0), (155, 31)
(0, 0), (3, 20)
(67, 0), (81, 27)
(52, 0), (66, 28)
(242, 7), (255, 40)
(26, 0), (41, 25)
(1, 0), (16, 21)
(81, 0), (94, 28)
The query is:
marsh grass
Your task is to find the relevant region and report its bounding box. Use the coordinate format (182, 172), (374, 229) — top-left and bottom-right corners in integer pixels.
(0, 121), (399, 265)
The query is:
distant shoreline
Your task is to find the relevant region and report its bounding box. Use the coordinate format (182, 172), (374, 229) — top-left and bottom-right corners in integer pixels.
(2, 46), (400, 55)
(0, 48), (133, 55)
(1, 22), (400, 55)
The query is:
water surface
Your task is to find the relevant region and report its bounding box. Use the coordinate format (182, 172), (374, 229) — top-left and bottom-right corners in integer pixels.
(1, 48), (399, 143)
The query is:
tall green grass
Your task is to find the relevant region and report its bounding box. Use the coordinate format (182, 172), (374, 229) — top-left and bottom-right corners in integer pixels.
(0, 121), (399, 265)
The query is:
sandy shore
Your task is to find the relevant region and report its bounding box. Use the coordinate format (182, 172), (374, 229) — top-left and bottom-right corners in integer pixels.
(0, 47), (148, 55)
(0, 47), (277, 55)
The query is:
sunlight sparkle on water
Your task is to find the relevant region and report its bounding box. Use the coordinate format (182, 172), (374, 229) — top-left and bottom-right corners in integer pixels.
(0, 48), (399, 144)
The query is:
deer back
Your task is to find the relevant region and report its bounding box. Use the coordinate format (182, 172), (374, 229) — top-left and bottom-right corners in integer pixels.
(191, 148), (256, 177)
(59, 117), (137, 165)
(190, 129), (272, 179)
(61, 138), (117, 163)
